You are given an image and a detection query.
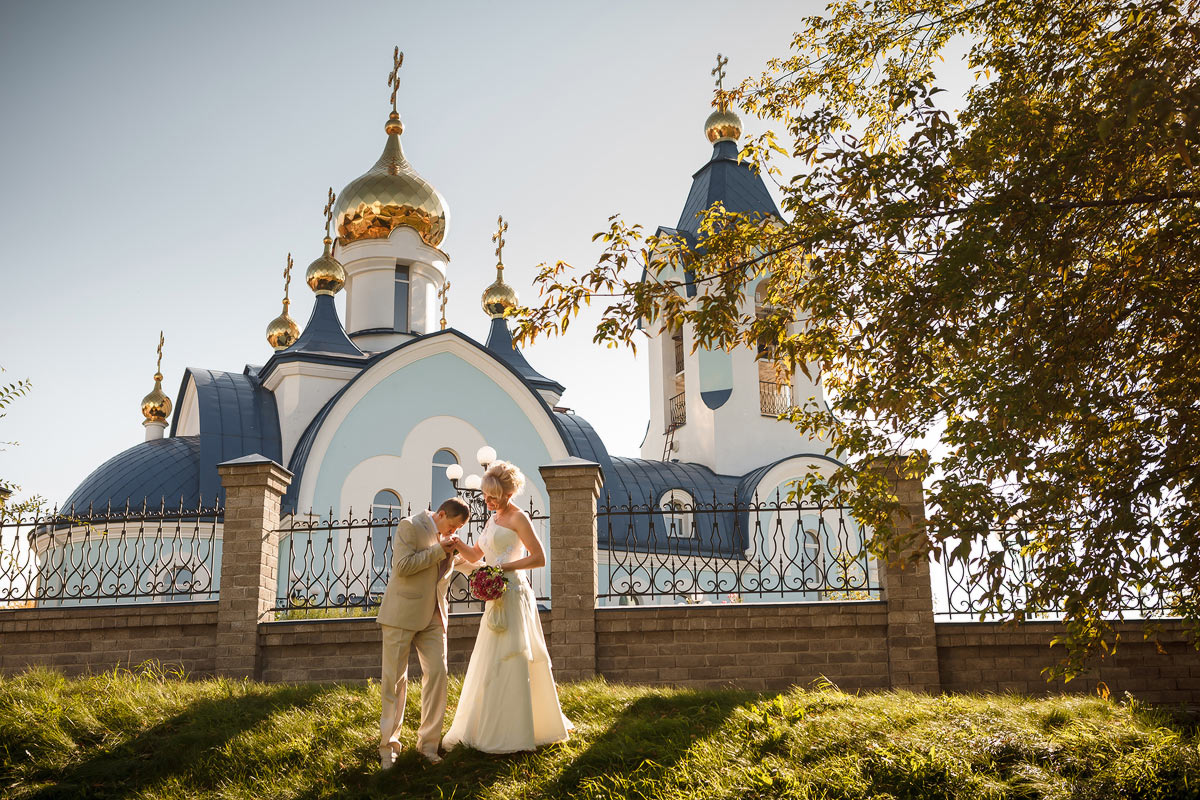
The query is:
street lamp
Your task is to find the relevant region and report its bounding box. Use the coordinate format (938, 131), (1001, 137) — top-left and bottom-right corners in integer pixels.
(476, 446), (497, 469)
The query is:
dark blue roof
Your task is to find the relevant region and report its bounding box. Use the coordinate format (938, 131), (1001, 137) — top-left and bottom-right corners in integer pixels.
(675, 139), (780, 238)
(61, 436), (202, 512)
(485, 318), (565, 395)
(258, 295), (367, 385)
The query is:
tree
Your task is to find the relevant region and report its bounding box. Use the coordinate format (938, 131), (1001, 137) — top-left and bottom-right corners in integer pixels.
(1, 368), (42, 525)
(515, 0), (1200, 676)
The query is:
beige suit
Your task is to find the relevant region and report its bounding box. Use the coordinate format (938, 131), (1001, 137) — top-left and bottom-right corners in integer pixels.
(377, 510), (455, 758)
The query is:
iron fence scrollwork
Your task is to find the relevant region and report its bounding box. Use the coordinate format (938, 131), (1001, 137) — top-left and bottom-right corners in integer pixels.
(0, 502), (222, 607)
(598, 494), (879, 606)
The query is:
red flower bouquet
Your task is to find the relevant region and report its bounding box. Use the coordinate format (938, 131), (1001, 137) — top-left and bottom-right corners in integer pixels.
(468, 565), (508, 602)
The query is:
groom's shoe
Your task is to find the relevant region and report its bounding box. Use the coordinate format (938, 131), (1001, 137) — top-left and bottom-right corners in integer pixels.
(379, 745), (398, 770)
(419, 750), (443, 765)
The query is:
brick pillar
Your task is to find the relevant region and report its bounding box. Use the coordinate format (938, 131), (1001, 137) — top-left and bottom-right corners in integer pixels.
(216, 454), (292, 680)
(874, 460), (941, 693)
(540, 457), (603, 682)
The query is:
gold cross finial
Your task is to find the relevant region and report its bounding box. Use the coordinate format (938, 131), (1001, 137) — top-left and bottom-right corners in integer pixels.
(283, 253), (294, 304)
(712, 53), (728, 91)
(492, 214), (508, 269)
(322, 187), (336, 237)
(388, 46), (405, 113)
(438, 280), (451, 330)
(155, 331), (165, 378)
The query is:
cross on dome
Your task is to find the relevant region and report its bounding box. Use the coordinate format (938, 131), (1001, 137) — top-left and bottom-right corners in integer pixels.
(388, 47), (404, 114)
(492, 214), (508, 268)
(712, 52), (728, 91)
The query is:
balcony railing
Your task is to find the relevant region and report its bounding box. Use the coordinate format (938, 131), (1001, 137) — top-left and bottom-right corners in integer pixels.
(759, 381), (792, 416)
(668, 391), (686, 426)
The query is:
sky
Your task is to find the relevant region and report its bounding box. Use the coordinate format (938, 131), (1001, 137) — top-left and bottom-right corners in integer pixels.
(0, 0), (826, 507)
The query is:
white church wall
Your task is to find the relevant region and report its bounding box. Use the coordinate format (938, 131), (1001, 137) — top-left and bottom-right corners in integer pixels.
(174, 378), (201, 437)
(263, 362), (361, 465)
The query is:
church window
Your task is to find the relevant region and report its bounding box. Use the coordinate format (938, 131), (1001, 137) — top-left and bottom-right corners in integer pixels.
(394, 264), (411, 333)
(370, 490), (403, 590)
(431, 449), (459, 508)
(660, 489), (694, 538)
(668, 325), (686, 426)
(756, 282), (792, 415)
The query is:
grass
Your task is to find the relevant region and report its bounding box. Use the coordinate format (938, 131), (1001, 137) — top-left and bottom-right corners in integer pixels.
(1, 665), (1198, 799)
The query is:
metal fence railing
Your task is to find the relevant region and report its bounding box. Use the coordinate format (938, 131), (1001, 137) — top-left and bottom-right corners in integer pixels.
(669, 391), (686, 426)
(934, 533), (1179, 621)
(759, 381), (792, 416)
(597, 494), (879, 606)
(276, 497), (549, 618)
(0, 503), (222, 607)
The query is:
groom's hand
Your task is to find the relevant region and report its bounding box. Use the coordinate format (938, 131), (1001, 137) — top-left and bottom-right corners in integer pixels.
(438, 535), (456, 554)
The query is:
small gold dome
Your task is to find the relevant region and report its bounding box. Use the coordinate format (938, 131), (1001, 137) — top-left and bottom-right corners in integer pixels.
(306, 237), (346, 295)
(266, 303), (300, 350)
(333, 113), (448, 248)
(704, 106), (742, 143)
(141, 372), (172, 424)
(482, 272), (519, 319)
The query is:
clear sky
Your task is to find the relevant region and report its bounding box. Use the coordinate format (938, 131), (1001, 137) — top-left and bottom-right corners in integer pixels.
(0, 0), (825, 506)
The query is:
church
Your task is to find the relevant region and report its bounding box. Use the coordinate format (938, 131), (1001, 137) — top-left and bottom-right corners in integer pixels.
(55, 53), (847, 604)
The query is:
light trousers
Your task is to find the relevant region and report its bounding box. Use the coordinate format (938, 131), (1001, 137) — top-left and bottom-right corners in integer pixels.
(379, 614), (447, 757)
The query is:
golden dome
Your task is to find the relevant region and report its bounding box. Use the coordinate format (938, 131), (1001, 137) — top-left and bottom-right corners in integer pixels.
(266, 302), (300, 350)
(333, 112), (448, 248)
(141, 372), (172, 424)
(306, 236), (346, 295)
(704, 106), (742, 143)
(482, 267), (519, 319)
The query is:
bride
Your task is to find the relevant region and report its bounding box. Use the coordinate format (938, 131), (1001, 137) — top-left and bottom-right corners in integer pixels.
(443, 460), (573, 753)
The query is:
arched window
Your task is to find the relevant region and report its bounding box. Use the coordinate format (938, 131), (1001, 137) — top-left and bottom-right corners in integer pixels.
(431, 449), (459, 508)
(370, 490), (403, 591)
(660, 489), (694, 538)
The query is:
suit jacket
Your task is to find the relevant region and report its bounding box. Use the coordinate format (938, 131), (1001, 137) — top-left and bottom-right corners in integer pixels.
(377, 511), (454, 630)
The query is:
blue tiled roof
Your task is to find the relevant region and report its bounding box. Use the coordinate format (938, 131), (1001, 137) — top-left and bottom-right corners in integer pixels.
(63, 366), (284, 512)
(259, 295), (368, 386)
(675, 139), (780, 239)
(61, 436), (202, 512)
(485, 318), (565, 395)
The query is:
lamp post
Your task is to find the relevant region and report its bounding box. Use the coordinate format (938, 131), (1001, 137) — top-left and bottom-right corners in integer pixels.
(448, 445), (496, 522)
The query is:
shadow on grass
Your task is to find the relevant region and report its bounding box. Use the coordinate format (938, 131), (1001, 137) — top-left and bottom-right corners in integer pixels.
(21, 683), (340, 800)
(350, 688), (759, 800)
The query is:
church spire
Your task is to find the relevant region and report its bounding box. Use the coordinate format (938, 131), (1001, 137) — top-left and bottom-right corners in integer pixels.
(481, 214), (518, 319)
(266, 253), (301, 351)
(140, 331), (172, 441)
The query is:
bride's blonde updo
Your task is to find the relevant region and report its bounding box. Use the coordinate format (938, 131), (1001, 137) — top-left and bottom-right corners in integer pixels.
(481, 459), (526, 499)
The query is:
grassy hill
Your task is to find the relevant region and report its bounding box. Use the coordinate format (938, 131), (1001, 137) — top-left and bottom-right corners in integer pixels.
(1, 665), (1197, 799)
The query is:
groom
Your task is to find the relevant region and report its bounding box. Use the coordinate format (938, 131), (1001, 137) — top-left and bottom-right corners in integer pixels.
(377, 496), (470, 767)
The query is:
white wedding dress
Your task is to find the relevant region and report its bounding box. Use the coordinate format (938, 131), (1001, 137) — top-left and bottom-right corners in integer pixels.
(443, 517), (572, 753)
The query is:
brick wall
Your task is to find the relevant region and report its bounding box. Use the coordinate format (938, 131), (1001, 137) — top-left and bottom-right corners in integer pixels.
(0, 602), (217, 677)
(258, 612), (552, 683)
(937, 621), (1200, 704)
(597, 602), (890, 691)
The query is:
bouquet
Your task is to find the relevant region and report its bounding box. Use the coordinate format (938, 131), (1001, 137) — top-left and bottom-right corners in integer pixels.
(468, 565), (508, 602)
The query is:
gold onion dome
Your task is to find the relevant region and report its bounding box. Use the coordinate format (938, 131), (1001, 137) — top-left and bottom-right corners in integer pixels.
(141, 374), (172, 423)
(266, 309), (300, 350)
(306, 236), (346, 295)
(704, 105), (742, 143)
(332, 112), (449, 248)
(482, 273), (519, 319)
(141, 332), (172, 423)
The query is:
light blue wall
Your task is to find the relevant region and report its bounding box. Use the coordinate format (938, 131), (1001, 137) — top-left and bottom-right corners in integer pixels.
(308, 351), (560, 516)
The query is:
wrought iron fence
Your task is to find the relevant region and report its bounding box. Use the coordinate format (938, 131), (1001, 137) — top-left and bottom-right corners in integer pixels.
(759, 381), (792, 416)
(935, 533), (1179, 621)
(669, 391), (686, 426)
(0, 502), (222, 607)
(276, 498), (549, 618)
(597, 494), (879, 606)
